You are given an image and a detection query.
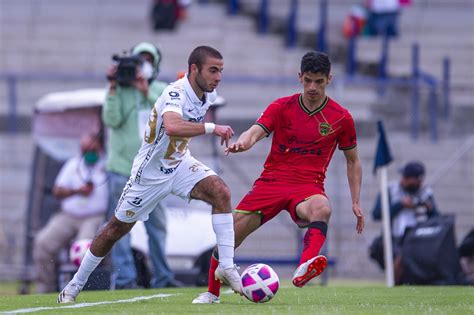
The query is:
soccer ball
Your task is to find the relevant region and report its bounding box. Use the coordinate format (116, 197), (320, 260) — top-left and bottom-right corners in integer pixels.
(69, 239), (92, 266)
(241, 263), (279, 303)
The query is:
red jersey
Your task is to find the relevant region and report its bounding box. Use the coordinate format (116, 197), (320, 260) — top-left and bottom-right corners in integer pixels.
(256, 93), (357, 185)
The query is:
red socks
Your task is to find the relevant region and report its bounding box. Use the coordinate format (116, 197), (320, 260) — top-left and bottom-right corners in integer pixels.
(299, 221), (328, 265)
(208, 254), (221, 296)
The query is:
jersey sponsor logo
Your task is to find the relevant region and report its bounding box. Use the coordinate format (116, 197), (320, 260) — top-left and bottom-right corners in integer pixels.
(319, 122), (331, 136)
(278, 144), (321, 155)
(168, 91), (180, 98)
(125, 210), (135, 218)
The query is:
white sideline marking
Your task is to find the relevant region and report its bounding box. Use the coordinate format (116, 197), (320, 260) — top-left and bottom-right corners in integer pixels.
(1, 293), (177, 314)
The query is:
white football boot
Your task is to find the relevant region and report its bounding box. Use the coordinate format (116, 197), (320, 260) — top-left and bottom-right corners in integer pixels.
(192, 292), (221, 304)
(57, 281), (83, 303)
(215, 264), (242, 294)
(292, 255), (328, 288)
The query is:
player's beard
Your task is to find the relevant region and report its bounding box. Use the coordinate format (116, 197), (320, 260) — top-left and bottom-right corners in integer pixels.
(195, 71), (214, 93)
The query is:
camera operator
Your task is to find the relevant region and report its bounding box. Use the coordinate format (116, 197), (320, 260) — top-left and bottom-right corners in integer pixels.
(103, 42), (180, 289)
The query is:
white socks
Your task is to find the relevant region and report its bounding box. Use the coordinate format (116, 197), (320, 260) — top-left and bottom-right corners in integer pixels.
(212, 213), (235, 269)
(71, 249), (104, 287)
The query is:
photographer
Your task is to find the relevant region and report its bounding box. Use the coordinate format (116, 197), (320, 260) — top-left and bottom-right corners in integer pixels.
(103, 42), (180, 289)
(33, 134), (107, 293)
(370, 160), (439, 283)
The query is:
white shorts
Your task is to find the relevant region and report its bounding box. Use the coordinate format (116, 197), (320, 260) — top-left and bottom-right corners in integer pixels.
(115, 155), (217, 223)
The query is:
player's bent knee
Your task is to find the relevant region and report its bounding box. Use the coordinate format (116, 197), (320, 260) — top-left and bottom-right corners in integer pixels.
(214, 184), (231, 203)
(308, 204), (331, 222)
(206, 177), (231, 204)
(321, 205), (332, 217)
(103, 219), (133, 242)
(320, 206), (332, 221)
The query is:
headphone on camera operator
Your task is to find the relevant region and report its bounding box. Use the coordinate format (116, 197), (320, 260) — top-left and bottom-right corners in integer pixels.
(108, 42), (162, 88)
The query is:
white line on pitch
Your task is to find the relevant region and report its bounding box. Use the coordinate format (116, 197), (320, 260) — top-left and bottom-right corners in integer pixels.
(0, 293), (178, 314)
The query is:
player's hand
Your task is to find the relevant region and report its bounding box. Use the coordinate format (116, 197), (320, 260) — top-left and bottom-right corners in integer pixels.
(401, 196), (416, 208)
(353, 203), (364, 234)
(134, 71), (149, 96)
(77, 184), (93, 196)
(225, 141), (247, 155)
(214, 125), (234, 147)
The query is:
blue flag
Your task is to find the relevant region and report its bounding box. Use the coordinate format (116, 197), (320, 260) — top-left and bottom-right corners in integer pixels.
(373, 120), (393, 174)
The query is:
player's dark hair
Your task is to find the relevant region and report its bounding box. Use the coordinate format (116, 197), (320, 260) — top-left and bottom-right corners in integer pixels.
(188, 46), (223, 72)
(300, 51), (331, 77)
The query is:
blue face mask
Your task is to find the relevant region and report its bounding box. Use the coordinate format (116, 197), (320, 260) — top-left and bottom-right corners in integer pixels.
(83, 151), (99, 165)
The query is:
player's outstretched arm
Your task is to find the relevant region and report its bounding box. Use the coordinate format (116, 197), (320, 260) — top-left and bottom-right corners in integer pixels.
(225, 124), (266, 155)
(343, 147), (365, 234)
(163, 112), (234, 144)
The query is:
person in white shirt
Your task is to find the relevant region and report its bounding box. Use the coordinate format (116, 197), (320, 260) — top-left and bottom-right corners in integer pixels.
(33, 133), (107, 293)
(58, 46), (241, 303)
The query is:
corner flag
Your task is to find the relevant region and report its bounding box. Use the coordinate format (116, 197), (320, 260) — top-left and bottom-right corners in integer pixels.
(373, 120), (395, 287)
(373, 121), (393, 174)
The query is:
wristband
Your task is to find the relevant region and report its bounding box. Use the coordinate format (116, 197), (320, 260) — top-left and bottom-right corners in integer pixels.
(204, 123), (216, 134)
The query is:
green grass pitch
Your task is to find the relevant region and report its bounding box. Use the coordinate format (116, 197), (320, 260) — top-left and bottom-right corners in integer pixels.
(0, 284), (473, 314)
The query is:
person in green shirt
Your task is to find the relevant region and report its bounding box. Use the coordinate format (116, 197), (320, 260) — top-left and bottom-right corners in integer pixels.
(103, 42), (180, 289)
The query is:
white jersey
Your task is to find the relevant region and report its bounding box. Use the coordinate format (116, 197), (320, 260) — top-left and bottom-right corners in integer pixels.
(130, 75), (217, 185)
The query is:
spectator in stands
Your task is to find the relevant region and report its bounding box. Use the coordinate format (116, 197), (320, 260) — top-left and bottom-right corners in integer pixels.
(365, 0), (401, 37)
(103, 42), (181, 289)
(33, 133), (107, 293)
(150, 0), (190, 31)
(370, 160), (439, 282)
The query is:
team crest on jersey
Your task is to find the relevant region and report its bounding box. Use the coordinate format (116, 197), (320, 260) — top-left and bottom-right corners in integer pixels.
(125, 210), (135, 218)
(319, 122), (331, 136)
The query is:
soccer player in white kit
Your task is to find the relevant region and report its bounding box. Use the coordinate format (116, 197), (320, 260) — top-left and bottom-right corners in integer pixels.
(58, 46), (241, 303)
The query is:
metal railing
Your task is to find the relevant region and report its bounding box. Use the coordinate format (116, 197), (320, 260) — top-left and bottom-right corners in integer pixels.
(228, 0), (451, 142)
(0, 0), (453, 142)
(250, 0), (328, 51)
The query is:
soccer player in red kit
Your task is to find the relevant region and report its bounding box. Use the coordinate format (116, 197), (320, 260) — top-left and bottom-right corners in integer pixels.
(193, 51), (364, 304)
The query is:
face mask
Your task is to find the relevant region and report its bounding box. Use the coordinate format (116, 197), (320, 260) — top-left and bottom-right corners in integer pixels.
(83, 151), (99, 165)
(141, 61), (154, 80)
(405, 184), (420, 194)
